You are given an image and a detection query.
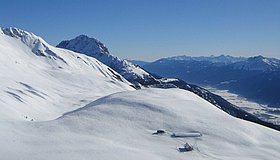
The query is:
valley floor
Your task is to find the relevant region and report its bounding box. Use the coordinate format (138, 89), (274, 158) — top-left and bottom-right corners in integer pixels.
(206, 87), (280, 125)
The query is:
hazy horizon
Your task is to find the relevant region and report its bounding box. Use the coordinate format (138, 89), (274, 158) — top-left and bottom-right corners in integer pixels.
(1, 0), (279, 61)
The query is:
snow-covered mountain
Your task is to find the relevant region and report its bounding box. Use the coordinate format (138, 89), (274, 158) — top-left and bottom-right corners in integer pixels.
(57, 36), (280, 130)
(1, 27), (280, 159)
(232, 55), (280, 72)
(57, 35), (159, 87)
(0, 27), (133, 121)
(142, 55), (280, 124)
(148, 55), (280, 72)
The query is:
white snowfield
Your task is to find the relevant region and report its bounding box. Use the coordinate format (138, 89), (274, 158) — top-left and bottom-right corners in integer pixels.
(0, 27), (279, 160)
(1, 89), (280, 160)
(0, 27), (133, 121)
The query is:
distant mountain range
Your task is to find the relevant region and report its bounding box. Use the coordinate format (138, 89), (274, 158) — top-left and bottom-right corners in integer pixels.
(57, 36), (279, 130)
(141, 55), (280, 106)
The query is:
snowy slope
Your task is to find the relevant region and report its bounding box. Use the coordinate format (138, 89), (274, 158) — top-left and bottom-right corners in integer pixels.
(1, 27), (279, 160)
(0, 88), (279, 160)
(57, 37), (280, 130)
(57, 35), (160, 87)
(0, 27), (134, 121)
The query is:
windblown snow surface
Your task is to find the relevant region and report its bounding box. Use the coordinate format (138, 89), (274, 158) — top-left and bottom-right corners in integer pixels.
(0, 28), (280, 160)
(1, 89), (279, 160)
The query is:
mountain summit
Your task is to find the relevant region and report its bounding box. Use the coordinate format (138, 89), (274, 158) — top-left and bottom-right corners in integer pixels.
(57, 35), (159, 87)
(57, 35), (280, 131)
(58, 35), (110, 56)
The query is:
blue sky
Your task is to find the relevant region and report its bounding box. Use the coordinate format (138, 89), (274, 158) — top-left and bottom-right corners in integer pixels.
(1, 0), (279, 61)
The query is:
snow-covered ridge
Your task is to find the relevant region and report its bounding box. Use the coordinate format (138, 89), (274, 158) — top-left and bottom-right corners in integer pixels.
(1, 88), (279, 159)
(57, 35), (158, 87)
(0, 27), (134, 121)
(58, 35), (110, 55)
(56, 35), (280, 130)
(1, 27), (280, 159)
(233, 55), (280, 72)
(1, 27), (64, 60)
